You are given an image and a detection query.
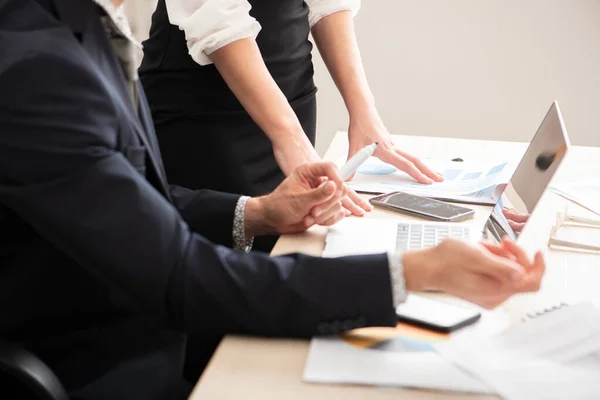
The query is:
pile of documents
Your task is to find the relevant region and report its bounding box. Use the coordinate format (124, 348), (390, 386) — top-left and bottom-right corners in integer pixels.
(435, 302), (600, 399)
(304, 303), (600, 400)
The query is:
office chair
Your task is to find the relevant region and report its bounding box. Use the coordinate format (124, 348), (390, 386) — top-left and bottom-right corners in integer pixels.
(0, 340), (69, 400)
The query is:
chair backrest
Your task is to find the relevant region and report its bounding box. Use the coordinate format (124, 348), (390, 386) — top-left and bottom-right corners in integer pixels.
(0, 341), (69, 400)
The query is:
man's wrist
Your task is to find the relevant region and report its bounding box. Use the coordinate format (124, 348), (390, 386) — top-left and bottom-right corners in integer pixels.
(233, 196), (254, 251)
(244, 196), (275, 238)
(402, 248), (438, 292)
(387, 252), (407, 307)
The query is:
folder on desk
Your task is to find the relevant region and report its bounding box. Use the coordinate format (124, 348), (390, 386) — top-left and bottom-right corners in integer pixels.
(548, 206), (600, 254)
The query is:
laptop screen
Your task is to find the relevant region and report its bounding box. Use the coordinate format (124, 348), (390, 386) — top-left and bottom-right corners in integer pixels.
(483, 102), (570, 243)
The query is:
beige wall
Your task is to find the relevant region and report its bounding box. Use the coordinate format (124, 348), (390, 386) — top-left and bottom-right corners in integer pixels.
(125, 0), (600, 155)
(313, 0), (600, 154)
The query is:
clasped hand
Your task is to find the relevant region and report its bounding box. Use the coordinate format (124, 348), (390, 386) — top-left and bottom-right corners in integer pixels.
(244, 162), (348, 236)
(272, 139), (373, 217)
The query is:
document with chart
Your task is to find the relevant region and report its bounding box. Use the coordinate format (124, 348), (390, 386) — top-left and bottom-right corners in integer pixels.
(303, 322), (493, 393)
(343, 157), (516, 205)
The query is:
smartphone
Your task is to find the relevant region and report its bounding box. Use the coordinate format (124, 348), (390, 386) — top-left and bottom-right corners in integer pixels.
(369, 191), (474, 222)
(396, 295), (481, 333)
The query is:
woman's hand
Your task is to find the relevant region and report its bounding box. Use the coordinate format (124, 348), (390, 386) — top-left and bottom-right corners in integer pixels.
(347, 109), (444, 184)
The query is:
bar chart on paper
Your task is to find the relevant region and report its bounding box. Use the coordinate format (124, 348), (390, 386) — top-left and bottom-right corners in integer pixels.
(343, 157), (516, 205)
(303, 322), (493, 394)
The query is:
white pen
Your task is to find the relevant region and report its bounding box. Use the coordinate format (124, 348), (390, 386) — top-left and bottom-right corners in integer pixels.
(339, 142), (378, 180)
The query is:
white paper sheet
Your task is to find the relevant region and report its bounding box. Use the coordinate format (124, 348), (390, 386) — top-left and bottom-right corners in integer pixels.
(343, 157), (515, 205)
(435, 303), (600, 400)
(549, 180), (600, 217)
(322, 218), (398, 257)
(304, 336), (493, 394)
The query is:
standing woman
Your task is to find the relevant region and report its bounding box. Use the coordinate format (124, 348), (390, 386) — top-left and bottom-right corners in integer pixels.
(140, 0), (443, 221)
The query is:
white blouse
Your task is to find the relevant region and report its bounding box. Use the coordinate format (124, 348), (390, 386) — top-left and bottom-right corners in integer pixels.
(165, 0), (361, 66)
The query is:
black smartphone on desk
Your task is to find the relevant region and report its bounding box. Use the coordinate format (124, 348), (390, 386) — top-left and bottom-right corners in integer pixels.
(396, 295), (481, 333)
(370, 191), (474, 222)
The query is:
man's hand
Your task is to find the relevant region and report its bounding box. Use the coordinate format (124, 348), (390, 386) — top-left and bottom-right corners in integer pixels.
(273, 138), (373, 217)
(245, 162), (348, 237)
(341, 188), (373, 216)
(347, 110), (444, 184)
(403, 238), (545, 309)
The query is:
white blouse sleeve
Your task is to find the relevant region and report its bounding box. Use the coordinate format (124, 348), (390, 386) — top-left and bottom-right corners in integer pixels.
(305, 0), (361, 28)
(165, 0), (261, 66)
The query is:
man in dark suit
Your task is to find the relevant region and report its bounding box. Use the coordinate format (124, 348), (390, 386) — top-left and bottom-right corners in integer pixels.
(0, 0), (545, 399)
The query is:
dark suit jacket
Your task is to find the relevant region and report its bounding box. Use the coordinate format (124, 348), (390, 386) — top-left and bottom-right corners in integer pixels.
(0, 0), (397, 399)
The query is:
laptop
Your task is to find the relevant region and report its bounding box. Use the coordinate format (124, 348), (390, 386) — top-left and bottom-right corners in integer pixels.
(323, 101), (570, 256)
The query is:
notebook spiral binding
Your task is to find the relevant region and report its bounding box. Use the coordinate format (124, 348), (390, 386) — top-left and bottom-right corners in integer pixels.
(523, 302), (570, 321)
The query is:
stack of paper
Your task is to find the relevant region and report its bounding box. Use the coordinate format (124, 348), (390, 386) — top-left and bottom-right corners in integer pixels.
(435, 303), (600, 400)
(304, 303), (600, 399)
(343, 157), (515, 205)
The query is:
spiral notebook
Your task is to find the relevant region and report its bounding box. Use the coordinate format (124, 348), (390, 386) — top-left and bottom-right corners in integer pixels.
(522, 302), (570, 321)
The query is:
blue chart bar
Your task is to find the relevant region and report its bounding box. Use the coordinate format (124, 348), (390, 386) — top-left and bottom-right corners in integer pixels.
(486, 162), (508, 176)
(462, 171), (482, 180)
(443, 169), (462, 180)
(468, 185), (495, 200)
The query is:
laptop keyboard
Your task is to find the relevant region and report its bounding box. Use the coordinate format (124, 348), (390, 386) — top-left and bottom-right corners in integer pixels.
(396, 223), (471, 252)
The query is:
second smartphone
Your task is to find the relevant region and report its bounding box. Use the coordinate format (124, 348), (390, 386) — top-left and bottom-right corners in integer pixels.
(369, 191), (475, 222)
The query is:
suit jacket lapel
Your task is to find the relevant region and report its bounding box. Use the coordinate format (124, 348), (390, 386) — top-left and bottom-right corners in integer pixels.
(52, 0), (173, 202)
(136, 84), (172, 191)
(99, 71), (173, 202)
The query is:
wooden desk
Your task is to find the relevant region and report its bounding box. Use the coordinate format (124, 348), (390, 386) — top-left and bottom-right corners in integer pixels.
(191, 133), (600, 400)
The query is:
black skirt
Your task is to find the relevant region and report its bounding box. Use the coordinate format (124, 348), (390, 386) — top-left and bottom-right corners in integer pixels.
(149, 90), (317, 197)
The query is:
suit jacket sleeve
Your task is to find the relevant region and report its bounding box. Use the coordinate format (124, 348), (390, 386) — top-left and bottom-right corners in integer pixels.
(169, 185), (238, 247)
(0, 52), (397, 338)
